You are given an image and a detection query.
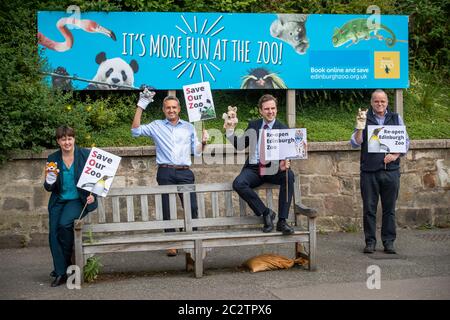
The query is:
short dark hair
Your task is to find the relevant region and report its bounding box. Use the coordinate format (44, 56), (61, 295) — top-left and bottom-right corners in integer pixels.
(55, 125), (75, 140)
(258, 94), (277, 109)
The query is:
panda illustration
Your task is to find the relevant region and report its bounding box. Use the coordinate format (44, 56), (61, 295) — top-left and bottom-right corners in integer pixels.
(87, 51), (138, 89)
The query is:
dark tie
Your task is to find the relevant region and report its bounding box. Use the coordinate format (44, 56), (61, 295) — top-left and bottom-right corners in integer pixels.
(259, 124), (269, 176)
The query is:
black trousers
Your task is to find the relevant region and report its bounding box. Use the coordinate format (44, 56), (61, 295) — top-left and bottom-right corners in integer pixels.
(232, 165), (294, 219)
(156, 167), (198, 232)
(360, 169), (400, 246)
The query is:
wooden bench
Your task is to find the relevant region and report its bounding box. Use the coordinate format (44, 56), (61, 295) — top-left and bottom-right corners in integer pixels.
(74, 174), (317, 282)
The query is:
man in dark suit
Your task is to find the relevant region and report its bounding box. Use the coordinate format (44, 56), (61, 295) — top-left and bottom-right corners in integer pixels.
(225, 94), (294, 234)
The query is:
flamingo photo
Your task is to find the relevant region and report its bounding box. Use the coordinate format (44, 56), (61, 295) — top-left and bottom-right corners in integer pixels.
(38, 17), (116, 52)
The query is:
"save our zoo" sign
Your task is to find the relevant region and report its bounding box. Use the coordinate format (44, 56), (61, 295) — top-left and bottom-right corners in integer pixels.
(183, 81), (216, 122)
(77, 147), (121, 197)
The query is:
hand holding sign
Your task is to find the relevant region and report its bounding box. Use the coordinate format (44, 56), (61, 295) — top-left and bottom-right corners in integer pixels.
(202, 129), (209, 144)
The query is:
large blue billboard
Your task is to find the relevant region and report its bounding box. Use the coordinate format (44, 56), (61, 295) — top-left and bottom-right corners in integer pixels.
(37, 11), (409, 90)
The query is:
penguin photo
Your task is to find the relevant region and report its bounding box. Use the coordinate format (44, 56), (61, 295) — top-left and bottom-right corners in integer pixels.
(368, 127), (390, 153)
(81, 175), (112, 196)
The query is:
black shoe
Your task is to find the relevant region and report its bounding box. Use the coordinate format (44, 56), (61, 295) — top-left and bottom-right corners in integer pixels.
(262, 210), (276, 233)
(51, 274), (67, 287)
(384, 243), (396, 254)
(276, 220), (294, 235)
(364, 243), (376, 254)
(50, 271), (56, 278)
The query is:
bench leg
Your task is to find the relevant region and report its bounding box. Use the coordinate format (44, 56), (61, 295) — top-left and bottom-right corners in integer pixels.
(74, 224), (85, 284)
(194, 239), (203, 278)
(308, 217), (317, 271)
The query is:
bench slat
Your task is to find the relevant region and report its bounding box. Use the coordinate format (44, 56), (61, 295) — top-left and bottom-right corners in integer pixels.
(98, 197), (106, 223)
(239, 197), (247, 216)
(266, 189), (273, 211)
(126, 196), (134, 222)
(84, 219), (185, 233)
(112, 197), (120, 222)
(197, 193), (205, 218)
(211, 192), (219, 218)
(224, 191), (234, 217)
(155, 194), (163, 220)
(169, 193), (177, 220)
(83, 229), (309, 245)
(106, 183), (278, 197)
(84, 241), (195, 254)
(85, 211), (92, 224)
(183, 192), (192, 232)
(202, 234), (309, 248)
(140, 195), (149, 221)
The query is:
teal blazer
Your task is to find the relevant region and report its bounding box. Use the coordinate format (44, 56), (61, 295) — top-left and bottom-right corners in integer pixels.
(44, 146), (98, 213)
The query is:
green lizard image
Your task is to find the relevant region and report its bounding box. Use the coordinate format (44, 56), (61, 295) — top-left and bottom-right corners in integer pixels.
(332, 18), (406, 48)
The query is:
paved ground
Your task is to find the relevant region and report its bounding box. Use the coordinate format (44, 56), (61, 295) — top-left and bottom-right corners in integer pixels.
(1, 228), (449, 300)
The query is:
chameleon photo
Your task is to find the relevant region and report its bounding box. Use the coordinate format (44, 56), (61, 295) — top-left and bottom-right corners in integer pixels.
(332, 18), (407, 48)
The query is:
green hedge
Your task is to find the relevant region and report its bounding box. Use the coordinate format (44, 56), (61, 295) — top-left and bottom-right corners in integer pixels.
(0, 0), (448, 161)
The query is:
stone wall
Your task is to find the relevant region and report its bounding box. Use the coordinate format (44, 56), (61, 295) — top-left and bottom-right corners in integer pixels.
(1, 139), (449, 248)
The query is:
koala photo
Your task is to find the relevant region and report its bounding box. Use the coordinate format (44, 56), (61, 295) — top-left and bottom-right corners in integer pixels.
(270, 14), (309, 55)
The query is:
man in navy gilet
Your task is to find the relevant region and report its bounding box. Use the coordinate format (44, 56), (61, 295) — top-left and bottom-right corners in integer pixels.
(351, 89), (409, 254)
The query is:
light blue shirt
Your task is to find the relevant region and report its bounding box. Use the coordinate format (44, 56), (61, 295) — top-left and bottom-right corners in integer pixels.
(253, 119), (275, 164)
(350, 110), (410, 153)
(131, 118), (201, 166)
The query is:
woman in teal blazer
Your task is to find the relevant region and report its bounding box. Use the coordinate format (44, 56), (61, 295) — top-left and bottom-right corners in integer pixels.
(44, 126), (97, 287)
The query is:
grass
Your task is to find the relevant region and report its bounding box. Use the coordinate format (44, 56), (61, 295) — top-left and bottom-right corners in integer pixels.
(82, 77), (449, 148)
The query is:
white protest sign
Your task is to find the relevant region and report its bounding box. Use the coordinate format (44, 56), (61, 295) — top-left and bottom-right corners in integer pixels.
(264, 128), (307, 161)
(182, 81), (216, 122)
(77, 147), (121, 197)
(367, 125), (407, 153)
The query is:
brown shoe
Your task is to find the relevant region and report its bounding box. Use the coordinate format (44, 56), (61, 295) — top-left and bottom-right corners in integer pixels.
(166, 248), (177, 257)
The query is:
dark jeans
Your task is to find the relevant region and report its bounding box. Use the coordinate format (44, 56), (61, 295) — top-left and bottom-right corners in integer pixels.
(232, 165), (294, 219)
(156, 167), (198, 232)
(49, 198), (87, 276)
(360, 169), (400, 246)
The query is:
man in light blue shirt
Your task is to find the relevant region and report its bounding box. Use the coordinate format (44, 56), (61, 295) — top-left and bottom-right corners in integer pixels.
(131, 90), (208, 256)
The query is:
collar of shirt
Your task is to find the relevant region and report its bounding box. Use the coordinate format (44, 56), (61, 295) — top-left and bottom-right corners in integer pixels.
(163, 118), (183, 126)
(372, 109), (387, 125)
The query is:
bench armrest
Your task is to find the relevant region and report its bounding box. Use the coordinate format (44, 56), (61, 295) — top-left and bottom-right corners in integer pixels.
(74, 219), (84, 230)
(294, 203), (317, 218)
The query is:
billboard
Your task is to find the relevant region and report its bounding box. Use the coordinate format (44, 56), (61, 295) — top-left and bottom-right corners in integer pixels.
(38, 11), (409, 90)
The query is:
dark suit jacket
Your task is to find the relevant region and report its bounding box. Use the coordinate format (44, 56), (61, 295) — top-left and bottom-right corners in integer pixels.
(227, 119), (288, 168)
(44, 146), (98, 213)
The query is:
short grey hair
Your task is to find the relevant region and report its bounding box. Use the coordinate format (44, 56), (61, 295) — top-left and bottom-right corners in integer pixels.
(371, 89), (388, 101)
(163, 95), (180, 106)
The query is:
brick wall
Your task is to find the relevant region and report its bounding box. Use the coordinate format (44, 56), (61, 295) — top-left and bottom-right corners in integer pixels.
(1, 140), (448, 247)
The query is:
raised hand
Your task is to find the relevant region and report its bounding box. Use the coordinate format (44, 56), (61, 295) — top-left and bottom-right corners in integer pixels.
(222, 106), (238, 130)
(137, 88), (156, 110)
(355, 108), (368, 130)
